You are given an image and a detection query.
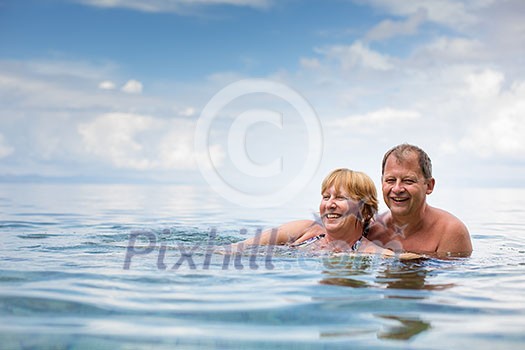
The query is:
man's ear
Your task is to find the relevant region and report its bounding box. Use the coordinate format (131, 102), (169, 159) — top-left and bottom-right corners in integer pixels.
(426, 178), (435, 195)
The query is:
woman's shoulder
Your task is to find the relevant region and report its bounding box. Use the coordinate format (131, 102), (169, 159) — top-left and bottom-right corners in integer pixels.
(278, 219), (321, 233)
(283, 220), (325, 245)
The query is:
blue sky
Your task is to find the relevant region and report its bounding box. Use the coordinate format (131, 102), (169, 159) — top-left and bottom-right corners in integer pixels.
(1, 0), (525, 204)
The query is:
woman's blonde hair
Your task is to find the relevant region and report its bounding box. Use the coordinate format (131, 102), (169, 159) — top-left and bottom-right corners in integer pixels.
(321, 168), (378, 224)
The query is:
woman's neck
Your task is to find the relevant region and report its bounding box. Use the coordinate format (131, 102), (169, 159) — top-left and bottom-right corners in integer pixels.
(324, 220), (364, 247)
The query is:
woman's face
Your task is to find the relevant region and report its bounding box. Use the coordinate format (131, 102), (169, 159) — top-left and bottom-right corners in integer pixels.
(319, 186), (361, 234)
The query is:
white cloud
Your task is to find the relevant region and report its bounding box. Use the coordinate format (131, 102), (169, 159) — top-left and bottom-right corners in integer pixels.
(98, 80), (116, 90)
(0, 68), (84, 110)
(413, 37), (485, 63)
(358, 0), (523, 78)
(77, 112), (223, 170)
(0, 134), (14, 158)
(179, 106), (196, 117)
(157, 127), (224, 170)
(460, 102), (525, 158)
(464, 69), (504, 99)
(0, 58), (221, 179)
(474, 1), (525, 76)
(354, 0), (492, 30)
(299, 57), (322, 70)
(459, 80), (525, 158)
(365, 7), (427, 42)
(23, 59), (117, 81)
(78, 113), (157, 169)
(315, 41), (394, 71)
(73, 0), (271, 13)
(0, 59), (145, 111)
(328, 108), (421, 132)
(121, 79), (143, 94)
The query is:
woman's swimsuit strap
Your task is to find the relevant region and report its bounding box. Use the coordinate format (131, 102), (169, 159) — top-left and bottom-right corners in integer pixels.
(291, 234), (326, 248)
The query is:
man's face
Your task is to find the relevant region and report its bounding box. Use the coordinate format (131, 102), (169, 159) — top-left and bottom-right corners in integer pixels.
(381, 152), (434, 218)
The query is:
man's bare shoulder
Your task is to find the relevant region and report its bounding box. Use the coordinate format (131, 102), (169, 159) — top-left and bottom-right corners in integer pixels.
(428, 206), (472, 255)
(428, 206), (469, 231)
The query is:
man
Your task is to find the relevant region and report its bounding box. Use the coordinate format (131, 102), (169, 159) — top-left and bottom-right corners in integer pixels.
(367, 144), (473, 257)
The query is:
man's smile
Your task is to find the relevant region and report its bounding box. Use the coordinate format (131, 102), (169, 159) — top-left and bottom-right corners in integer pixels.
(391, 197), (409, 203)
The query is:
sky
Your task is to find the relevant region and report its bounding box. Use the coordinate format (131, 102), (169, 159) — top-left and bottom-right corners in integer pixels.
(1, 0), (525, 207)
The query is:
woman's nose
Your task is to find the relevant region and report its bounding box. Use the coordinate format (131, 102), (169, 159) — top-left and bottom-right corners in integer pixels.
(326, 197), (337, 208)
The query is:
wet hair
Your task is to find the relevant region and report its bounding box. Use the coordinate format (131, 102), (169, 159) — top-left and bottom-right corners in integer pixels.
(381, 143), (433, 179)
(321, 168), (378, 226)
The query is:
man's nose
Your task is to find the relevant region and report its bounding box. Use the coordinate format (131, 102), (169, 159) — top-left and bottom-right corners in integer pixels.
(393, 180), (405, 192)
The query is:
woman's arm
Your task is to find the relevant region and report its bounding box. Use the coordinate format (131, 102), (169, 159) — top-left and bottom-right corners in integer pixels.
(234, 220), (322, 246)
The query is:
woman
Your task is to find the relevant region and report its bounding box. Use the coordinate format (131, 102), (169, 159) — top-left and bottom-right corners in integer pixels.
(235, 168), (413, 257)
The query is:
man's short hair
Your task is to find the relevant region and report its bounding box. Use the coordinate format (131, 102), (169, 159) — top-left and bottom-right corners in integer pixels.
(382, 144), (433, 179)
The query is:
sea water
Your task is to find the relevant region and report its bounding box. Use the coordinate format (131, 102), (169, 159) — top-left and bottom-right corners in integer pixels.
(0, 183), (524, 349)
